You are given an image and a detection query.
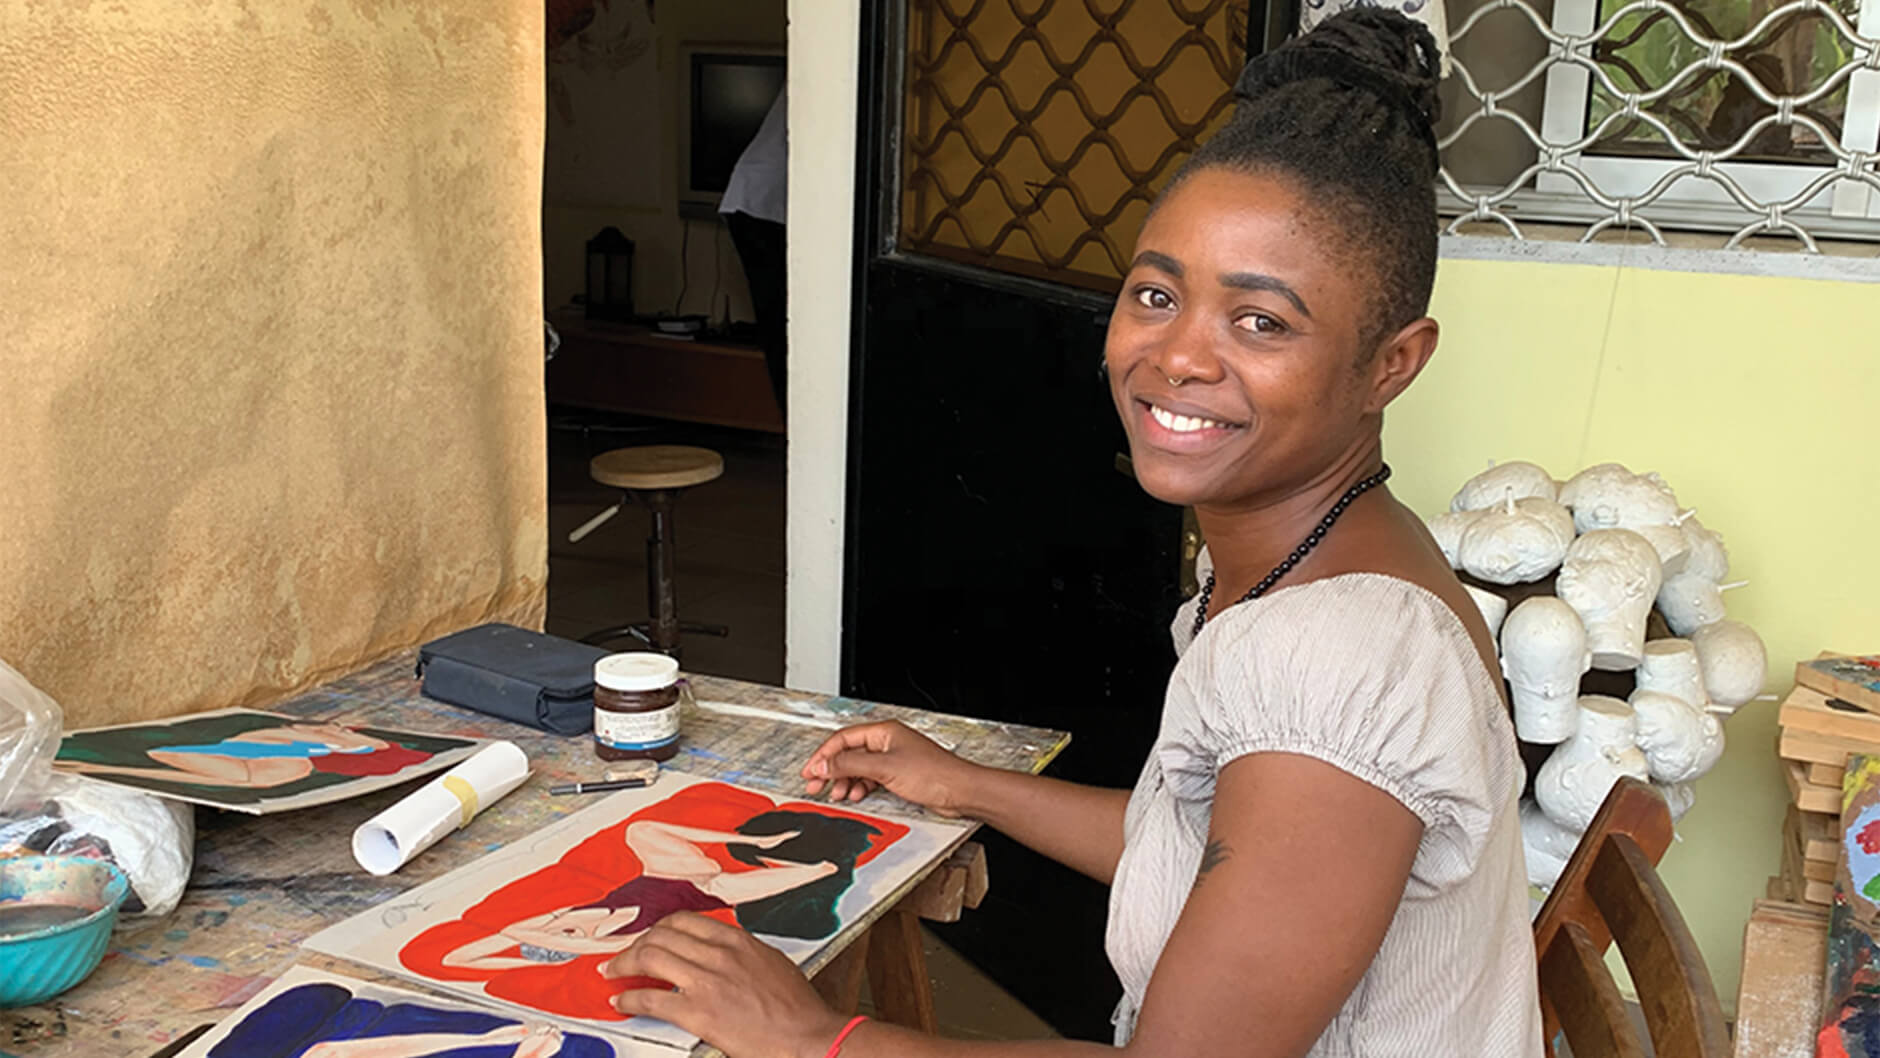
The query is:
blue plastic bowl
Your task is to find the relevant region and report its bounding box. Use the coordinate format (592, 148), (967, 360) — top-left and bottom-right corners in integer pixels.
(0, 856), (130, 1008)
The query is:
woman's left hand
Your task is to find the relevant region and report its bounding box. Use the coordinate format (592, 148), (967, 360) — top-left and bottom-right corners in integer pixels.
(601, 913), (848, 1058)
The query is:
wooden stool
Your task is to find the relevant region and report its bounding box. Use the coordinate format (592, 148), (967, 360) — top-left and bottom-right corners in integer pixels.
(581, 446), (730, 659)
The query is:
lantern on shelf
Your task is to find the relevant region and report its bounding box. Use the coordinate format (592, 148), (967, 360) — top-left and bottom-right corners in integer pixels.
(585, 226), (635, 321)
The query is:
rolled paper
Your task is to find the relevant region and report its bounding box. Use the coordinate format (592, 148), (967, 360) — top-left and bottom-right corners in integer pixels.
(352, 741), (530, 876)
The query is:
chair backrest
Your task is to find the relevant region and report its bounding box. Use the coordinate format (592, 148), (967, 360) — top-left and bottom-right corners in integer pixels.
(1531, 777), (1730, 1058)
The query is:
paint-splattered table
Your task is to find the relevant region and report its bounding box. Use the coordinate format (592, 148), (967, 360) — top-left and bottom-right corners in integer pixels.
(1, 655), (1069, 1058)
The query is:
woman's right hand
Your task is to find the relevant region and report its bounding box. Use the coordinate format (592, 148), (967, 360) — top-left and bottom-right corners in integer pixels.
(801, 721), (979, 817)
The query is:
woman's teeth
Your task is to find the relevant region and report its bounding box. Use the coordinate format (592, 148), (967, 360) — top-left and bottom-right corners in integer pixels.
(1149, 404), (1227, 433)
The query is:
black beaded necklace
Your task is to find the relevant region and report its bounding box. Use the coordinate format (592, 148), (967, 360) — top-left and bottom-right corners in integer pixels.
(1190, 463), (1393, 639)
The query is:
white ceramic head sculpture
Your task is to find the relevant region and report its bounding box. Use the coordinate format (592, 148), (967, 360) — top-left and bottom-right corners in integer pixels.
(1634, 525), (1692, 578)
(1656, 573), (1728, 637)
(1458, 496), (1575, 585)
(1535, 695), (1650, 832)
(1635, 639), (1707, 709)
(1520, 799), (1579, 889)
(1451, 461), (1558, 511)
(1689, 619), (1768, 712)
(1554, 529), (1664, 671)
(1426, 510), (1482, 569)
(1559, 463), (1681, 535)
(1630, 689), (1726, 783)
(1500, 596), (1591, 744)
(1679, 515), (1730, 582)
(1465, 585), (1510, 638)
(1656, 781), (1696, 823)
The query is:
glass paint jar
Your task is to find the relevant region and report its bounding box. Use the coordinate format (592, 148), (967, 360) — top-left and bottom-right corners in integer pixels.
(593, 653), (681, 762)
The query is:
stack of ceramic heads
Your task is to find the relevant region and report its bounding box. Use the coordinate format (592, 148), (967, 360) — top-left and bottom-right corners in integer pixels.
(1426, 460), (1767, 891)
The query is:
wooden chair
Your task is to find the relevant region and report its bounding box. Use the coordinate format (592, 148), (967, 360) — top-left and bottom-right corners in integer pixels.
(1532, 778), (1730, 1058)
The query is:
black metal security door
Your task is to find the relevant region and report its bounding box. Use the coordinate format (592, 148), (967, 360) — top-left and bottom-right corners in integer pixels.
(842, 0), (1281, 1038)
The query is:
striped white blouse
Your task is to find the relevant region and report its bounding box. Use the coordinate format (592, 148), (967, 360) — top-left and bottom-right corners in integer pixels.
(1105, 570), (1543, 1055)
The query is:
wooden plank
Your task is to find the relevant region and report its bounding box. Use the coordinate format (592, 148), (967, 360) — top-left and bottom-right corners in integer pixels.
(1785, 807), (1841, 882)
(1811, 760), (1847, 787)
(1786, 760), (1841, 814)
(1796, 655), (1880, 715)
(1732, 899), (1828, 1058)
(1779, 683), (1880, 743)
(1802, 808), (1840, 863)
(902, 842), (987, 924)
(810, 937), (868, 1016)
(865, 908), (939, 1034)
(1780, 727), (1873, 766)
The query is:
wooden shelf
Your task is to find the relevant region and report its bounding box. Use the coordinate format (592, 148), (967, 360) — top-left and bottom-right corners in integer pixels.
(546, 309), (783, 434)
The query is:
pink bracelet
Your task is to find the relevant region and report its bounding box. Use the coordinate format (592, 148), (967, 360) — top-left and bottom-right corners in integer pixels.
(823, 1015), (869, 1058)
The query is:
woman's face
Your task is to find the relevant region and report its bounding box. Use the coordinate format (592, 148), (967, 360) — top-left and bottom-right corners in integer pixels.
(506, 906), (644, 954)
(1104, 167), (1390, 511)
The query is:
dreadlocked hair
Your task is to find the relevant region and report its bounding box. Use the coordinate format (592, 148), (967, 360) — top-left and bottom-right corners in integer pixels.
(1173, 8), (1443, 351)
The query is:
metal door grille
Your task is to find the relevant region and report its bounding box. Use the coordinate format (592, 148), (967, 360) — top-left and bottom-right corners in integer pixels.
(1440, 0), (1880, 248)
(898, 0), (1250, 289)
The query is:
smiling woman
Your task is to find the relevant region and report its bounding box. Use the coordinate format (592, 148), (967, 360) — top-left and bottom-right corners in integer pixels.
(594, 10), (1545, 1058)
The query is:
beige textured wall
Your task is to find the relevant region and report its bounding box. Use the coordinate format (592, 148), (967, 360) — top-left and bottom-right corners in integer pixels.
(0, 0), (547, 726)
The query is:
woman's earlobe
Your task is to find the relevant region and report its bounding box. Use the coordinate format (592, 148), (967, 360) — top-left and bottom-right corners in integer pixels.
(1368, 318), (1439, 411)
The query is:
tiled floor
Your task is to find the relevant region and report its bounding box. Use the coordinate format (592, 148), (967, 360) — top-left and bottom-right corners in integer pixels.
(542, 412), (1057, 1042)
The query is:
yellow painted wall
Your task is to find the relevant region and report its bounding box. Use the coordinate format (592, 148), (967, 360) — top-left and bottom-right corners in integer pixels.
(1384, 253), (1880, 1009)
(0, 0), (547, 725)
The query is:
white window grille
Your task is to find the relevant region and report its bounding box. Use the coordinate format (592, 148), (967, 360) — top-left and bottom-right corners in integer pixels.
(1439, 0), (1880, 248)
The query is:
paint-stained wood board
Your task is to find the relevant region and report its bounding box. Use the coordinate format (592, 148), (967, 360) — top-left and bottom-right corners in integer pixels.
(1733, 900), (1828, 1058)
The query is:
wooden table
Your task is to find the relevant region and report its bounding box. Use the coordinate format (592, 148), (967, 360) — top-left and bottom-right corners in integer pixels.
(1, 656), (1068, 1057)
(547, 311), (784, 435)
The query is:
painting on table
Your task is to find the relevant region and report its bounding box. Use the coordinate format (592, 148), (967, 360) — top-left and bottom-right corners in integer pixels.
(306, 770), (966, 1051)
(1820, 753), (1880, 1055)
(174, 964), (631, 1058)
(54, 708), (483, 814)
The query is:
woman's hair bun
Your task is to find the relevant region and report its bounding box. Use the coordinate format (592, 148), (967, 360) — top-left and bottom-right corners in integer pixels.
(1237, 8), (1443, 135)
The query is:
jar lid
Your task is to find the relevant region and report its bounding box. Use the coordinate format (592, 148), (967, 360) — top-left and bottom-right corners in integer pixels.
(595, 652), (681, 692)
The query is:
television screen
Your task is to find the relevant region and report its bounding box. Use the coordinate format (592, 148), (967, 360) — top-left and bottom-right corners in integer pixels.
(689, 53), (785, 196)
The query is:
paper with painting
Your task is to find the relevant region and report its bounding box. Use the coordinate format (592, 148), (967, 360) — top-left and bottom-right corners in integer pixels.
(53, 708), (484, 814)
(305, 770), (967, 1053)
(177, 964), (628, 1058)
(1820, 752), (1880, 1054)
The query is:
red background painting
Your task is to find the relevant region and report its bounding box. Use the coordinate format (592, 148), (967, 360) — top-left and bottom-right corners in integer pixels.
(399, 782), (910, 1021)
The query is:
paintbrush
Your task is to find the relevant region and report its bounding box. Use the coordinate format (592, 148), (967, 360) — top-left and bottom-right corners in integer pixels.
(548, 777), (650, 795)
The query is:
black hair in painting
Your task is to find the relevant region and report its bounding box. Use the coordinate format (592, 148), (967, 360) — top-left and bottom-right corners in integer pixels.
(726, 810), (883, 940)
(1172, 8), (1443, 349)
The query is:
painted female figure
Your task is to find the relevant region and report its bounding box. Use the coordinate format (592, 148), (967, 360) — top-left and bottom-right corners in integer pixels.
(205, 980), (612, 1058)
(62, 721), (426, 788)
(398, 782), (905, 1022)
(437, 814), (871, 971)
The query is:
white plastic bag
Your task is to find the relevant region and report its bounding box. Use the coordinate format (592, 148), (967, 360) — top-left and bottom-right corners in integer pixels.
(0, 657), (61, 810)
(0, 657), (195, 918)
